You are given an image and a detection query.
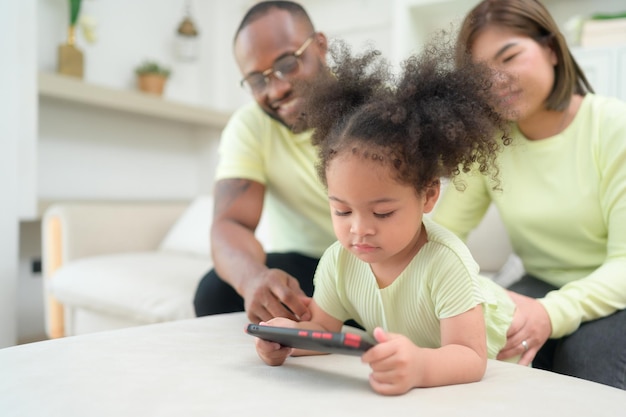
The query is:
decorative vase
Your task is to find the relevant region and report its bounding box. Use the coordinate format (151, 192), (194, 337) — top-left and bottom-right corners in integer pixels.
(137, 74), (167, 96)
(57, 25), (84, 78)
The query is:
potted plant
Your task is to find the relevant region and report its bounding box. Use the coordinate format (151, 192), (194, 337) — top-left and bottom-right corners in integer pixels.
(135, 60), (172, 96)
(58, 0), (84, 78)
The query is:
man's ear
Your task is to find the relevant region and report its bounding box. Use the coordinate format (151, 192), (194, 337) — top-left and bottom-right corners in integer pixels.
(314, 32), (328, 60)
(423, 180), (440, 214)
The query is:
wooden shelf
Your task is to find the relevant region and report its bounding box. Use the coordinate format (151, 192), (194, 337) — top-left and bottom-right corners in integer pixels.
(38, 72), (231, 129)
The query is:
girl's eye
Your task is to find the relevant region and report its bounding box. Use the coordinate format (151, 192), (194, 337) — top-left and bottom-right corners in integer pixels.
(374, 211), (394, 219)
(334, 210), (351, 216)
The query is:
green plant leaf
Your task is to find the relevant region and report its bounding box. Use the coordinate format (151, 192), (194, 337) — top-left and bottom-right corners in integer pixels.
(69, 0), (82, 26)
(134, 60), (172, 78)
(590, 11), (626, 20)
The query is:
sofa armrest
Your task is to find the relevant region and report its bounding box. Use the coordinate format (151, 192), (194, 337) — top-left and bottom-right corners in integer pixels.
(42, 201), (189, 338)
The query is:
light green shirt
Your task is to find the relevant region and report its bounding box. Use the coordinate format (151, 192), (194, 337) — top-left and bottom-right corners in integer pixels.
(433, 94), (626, 338)
(313, 217), (515, 359)
(215, 102), (335, 258)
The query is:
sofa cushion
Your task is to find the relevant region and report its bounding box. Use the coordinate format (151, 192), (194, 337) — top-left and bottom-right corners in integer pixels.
(158, 194), (273, 257)
(158, 195), (213, 257)
(51, 252), (212, 323)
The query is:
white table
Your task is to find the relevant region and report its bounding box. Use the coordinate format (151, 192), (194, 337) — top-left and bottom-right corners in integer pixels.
(1, 312), (624, 416)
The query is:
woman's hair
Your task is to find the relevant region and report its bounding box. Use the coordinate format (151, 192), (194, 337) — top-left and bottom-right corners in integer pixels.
(300, 36), (509, 194)
(457, 0), (593, 111)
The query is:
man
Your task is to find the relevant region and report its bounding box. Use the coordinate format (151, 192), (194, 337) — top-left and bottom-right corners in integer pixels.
(193, 1), (336, 324)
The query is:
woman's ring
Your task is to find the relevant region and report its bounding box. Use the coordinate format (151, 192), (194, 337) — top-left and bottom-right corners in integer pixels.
(521, 340), (529, 352)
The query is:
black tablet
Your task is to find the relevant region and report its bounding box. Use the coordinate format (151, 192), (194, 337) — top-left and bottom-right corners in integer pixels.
(246, 323), (376, 356)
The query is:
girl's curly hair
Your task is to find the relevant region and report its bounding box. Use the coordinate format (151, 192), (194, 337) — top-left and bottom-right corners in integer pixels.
(299, 34), (509, 193)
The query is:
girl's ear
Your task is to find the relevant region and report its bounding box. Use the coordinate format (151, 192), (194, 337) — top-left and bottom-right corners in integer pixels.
(422, 180), (440, 214)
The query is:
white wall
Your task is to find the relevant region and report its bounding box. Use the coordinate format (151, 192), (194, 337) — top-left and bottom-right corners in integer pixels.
(36, 0), (255, 112)
(29, 0), (626, 213)
(38, 101), (210, 201)
(34, 0), (394, 204)
(37, 0), (231, 203)
(0, 2), (19, 348)
(39, 0), (208, 106)
(208, 0), (254, 111)
(1, 0), (37, 348)
(303, 0), (392, 56)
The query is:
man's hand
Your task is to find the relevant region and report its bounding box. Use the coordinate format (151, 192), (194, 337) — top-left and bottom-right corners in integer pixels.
(243, 268), (312, 323)
(497, 291), (552, 365)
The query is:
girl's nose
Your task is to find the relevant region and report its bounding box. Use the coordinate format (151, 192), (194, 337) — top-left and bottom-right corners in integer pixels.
(350, 216), (373, 236)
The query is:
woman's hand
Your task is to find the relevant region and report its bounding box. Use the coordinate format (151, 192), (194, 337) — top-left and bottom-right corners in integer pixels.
(497, 291), (552, 365)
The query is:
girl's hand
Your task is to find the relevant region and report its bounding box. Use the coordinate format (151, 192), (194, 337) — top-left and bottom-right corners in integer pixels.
(253, 319), (297, 366)
(361, 327), (423, 395)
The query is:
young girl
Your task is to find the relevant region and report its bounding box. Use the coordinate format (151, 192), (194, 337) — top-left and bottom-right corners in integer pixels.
(252, 41), (516, 395)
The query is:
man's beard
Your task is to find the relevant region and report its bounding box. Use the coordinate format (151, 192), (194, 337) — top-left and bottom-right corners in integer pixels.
(261, 99), (306, 133)
(260, 100), (307, 133)
(260, 59), (327, 133)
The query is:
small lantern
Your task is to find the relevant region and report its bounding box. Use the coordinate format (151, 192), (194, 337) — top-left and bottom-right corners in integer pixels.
(175, 1), (199, 61)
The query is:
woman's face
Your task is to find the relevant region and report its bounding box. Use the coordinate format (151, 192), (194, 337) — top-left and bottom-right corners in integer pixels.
(470, 25), (557, 123)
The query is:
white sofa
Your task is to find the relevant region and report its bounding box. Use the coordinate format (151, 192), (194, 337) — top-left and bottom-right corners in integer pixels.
(42, 197), (213, 338)
(42, 195), (522, 338)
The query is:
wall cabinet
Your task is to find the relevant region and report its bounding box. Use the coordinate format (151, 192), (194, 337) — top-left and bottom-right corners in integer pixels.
(571, 46), (626, 101)
(391, 0), (626, 102)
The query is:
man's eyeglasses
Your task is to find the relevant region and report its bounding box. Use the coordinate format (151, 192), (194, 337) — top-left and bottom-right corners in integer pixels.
(240, 34), (315, 95)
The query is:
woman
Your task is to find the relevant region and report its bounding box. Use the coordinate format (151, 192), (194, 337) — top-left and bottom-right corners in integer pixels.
(433, 0), (626, 389)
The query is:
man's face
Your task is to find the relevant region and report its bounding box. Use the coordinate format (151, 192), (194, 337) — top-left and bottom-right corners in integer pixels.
(234, 10), (327, 131)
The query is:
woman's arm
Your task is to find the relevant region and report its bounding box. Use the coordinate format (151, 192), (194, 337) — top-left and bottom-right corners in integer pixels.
(540, 103), (626, 337)
(432, 176), (492, 241)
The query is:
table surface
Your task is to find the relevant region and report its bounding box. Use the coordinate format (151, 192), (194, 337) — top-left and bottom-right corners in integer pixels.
(1, 312), (624, 417)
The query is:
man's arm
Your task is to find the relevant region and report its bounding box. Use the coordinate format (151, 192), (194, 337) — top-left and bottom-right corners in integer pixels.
(211, 178), (312, 323)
